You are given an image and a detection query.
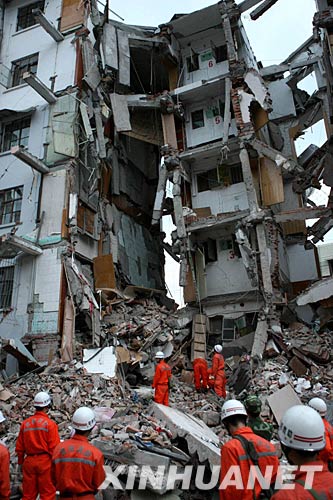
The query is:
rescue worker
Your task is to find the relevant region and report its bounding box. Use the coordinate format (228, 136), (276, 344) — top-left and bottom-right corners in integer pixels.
(308, 397), (333, 471)
(0, 410), (10, 500)
(16, 391), (60, 500)
(244, 394), (274, 441)
(210, 344), (226, 398)
(272, 405), (333, 499)
(220, 399), (279, 500)
(152, 351), (172, 406)
(52, 407), (105, 499)
(193, 357), (209, 392)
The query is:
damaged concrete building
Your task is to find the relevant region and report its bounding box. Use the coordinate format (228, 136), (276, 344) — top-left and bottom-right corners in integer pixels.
(0, 0), (332, 372)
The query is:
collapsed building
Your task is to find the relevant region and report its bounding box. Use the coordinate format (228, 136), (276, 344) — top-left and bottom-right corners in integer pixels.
(0, 0), (332, 376)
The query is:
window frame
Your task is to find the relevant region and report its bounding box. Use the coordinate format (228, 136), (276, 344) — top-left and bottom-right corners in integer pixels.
(0, 266), (15, 310)
(196, 163), (244, 192)
(191, 109), (205, 130)
(0, 186), (24, 226)
(10, 53), (38, 88)
(1, 116), (31, 152)
(186, 53), (199, 73)
(16, 1), (45, 32)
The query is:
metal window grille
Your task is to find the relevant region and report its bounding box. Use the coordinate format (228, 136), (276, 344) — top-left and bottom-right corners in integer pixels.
(11, 53), (38, 88)
(2, 117), (31, 152)
(0, 266), (14, 309)
(0, 186), (23, 225)
(16, 1), (45, 31)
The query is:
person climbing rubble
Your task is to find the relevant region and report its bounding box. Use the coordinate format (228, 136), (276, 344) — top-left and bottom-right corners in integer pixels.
(271, 405), (333, 499)
(193, 357), (209, 393)
(16, 391), (60, 500)
(209, 344), (227, 398)
(0, 410), (10, 500)
(51, 407), (105, 499)
(308, 397), (333, 472)
(244, 394), (274, 441)
(220, 399), (279, 500)
(152, 351), (172, 406)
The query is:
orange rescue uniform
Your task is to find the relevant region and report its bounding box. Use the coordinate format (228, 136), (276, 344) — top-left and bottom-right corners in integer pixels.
(193, 358), (208, 391)
(220, 426), (279, 500)
(319, 418), (333, 467)
(152, 360), (171, 406)
(271, 460), (333, 500)
(0, 443), (10, 500)
(16, 410), (60, 500)
(211, 352), (226, 398)
(52, 434), (106, 500)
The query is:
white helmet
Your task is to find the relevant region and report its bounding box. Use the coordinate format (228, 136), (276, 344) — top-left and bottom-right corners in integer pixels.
(221, 399), (247, 421)
(72, 407), (96, 431)
(0, 411), (6, 423)
(214, 344), (223, 353)
(278, 405), (325, 452)
(308, 398), (327, 417)
(34, 391), (51, 407)
(155, 351), (165, 359)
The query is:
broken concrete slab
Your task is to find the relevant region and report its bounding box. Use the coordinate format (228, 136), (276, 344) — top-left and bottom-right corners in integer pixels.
(151, 403), (220, 469)
(267, 384), (302, 424)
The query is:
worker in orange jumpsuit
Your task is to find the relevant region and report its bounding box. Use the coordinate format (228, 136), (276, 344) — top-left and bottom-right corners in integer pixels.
(0, 411), (10, 500)
(152, 351), (172, 406)
(52, 407), (105, 499)
(272, 405), (333, 499)
(309, 397), (333, 471)
(193, 357), (209, 392)
(220, 399), (279, 500)
(211, 344), (226, 398)
(16, 391), (60, 500)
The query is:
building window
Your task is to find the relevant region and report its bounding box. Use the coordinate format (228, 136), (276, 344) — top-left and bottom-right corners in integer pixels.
(328, 260), (333, 276)
(203, 239), (217, 263)
(191, 110), (204, 129)
(1, 117), (31, 152)
(214, 45), (228, 63)
(0, 186), (23, 226)
(11, 53), (38, 88)
(17, 1), (45, 31)
(187, 53), (199, 73)
(209, 316), (236, 342)
(197, 164), (243, 192)
(0, 266), (14, 309)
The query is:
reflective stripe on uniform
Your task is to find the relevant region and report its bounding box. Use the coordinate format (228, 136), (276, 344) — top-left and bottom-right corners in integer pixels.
(54, 458), (96, 467)
(24, 428), (49, 432)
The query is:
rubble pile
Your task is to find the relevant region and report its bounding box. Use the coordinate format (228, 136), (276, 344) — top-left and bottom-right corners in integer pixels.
(261, 323), (332, 397)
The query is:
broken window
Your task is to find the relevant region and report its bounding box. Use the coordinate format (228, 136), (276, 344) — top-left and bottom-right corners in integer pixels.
(219, 236), (241, 258)
(17, 1), (45, 31)
(209, 316), (236, 342)
(197, 164), (243, 192)
(214, 45), (228, 63)
(203, 239), (217, 263)
(0, 266), (14, 309)
(11, 53), (38, 87)
(187, 53), (199, 73)
(0, 186), (23, 225)
(206, 100), (225, 119)
(191, 109), (204, 129)
(1, 117), (31, 152)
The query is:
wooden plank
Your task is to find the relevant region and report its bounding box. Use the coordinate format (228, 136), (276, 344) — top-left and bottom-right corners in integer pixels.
(194, 314), (206, 325)
(184, 266), (196, 303)
(60, 0), (85, 33)
(194, 323), (206, 334)
(102, 23), (118, 70)
(260, 157), (284, 206)
(93, 254), (116, 290)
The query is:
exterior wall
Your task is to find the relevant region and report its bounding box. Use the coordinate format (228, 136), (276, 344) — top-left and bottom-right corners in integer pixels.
(318, 243), (333, 276)
(192, 181), (249, 215)
(287, 243), (318, 283)
(185, 98), (237, 148)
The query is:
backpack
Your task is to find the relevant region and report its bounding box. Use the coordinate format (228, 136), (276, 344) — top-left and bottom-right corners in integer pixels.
(234, 434), (275, 500)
